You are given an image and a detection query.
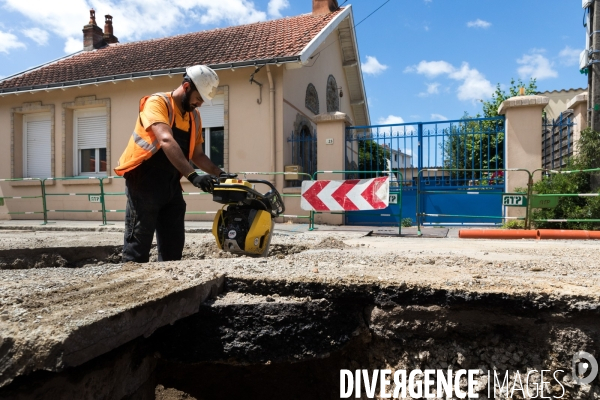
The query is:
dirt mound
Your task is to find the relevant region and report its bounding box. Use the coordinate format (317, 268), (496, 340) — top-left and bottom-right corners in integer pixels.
(267, 243), (309, 257)
(149, 241), (239, 261)
(311, 237), (347, 250)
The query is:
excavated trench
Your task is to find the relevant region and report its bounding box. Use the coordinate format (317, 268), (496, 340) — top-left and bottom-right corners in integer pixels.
(0, 239), (599, 399)
(0, 242), (310, 270)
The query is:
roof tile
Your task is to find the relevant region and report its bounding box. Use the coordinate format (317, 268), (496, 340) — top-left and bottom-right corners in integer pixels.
(1, 10), (342, 90)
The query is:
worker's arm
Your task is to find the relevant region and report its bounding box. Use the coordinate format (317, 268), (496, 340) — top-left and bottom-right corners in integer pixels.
(191, 143), (223, 177)
(150, 122), (196, 177)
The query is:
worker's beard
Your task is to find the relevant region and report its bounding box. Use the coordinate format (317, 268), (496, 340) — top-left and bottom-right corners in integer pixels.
(182, 87), (196, 112)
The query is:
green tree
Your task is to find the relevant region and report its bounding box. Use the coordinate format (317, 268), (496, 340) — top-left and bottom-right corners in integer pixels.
(442, 78), (537, 182)
(357, 139), (391, 179)
(482, 78), (537, 118)
(531, 128), (600, 230)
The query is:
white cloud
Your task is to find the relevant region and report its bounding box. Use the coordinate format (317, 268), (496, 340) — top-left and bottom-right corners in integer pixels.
(406, 60), (494, 101)
(517, 51), (558, 80)
(362, 55), (388, 75)
(449, 63), (495, 101)
(0, 30), (26, 53)
(406, 60), (454, 77)
(419, 82), (440, 97)
(378, 115), (405, 125)
(64, 37), (81, 53)
(21, 27), (49, 46)
(175, 0), (267, 26)
(2, 0), (268, 53)
(559, 45), (581, 67)
(431, 113), (448, 120)
(467, 19), (491, 29)
(267, 0), (289, 18)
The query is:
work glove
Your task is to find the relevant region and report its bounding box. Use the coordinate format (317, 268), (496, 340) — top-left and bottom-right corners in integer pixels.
(187, 172), (218, 193)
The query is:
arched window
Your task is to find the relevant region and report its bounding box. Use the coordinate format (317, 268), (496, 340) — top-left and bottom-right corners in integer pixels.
(326, 75), (339, 112)
(288, 114), (317, 185)
(305, 83), (319, 115)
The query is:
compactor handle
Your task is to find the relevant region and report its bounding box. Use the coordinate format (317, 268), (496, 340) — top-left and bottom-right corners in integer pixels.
(246, 180), (285, 216)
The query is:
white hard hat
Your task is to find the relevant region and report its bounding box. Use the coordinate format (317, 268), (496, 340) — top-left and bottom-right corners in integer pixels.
(185, 65), (219, 105)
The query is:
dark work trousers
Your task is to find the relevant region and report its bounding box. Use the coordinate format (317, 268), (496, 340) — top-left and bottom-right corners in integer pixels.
(122, 119), (191, 263)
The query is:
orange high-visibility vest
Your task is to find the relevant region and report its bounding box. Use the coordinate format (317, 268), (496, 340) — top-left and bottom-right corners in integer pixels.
(114, 92), (202, 176)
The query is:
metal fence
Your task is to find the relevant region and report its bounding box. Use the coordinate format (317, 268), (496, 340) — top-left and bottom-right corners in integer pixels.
(542, 112), (575, 170)
(345, 117), (506, 190)
(287, 128), (317, 186)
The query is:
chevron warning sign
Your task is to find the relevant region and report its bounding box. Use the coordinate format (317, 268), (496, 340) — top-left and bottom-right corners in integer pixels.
(300, 177), (390, 211)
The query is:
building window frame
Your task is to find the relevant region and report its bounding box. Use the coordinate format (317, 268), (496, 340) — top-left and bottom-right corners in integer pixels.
(326, 75), (340, 113)
(10, 102), (55, 180)
(200, 126), (225, 169)
(23, 112), (52, 179)
(62, 96), (110, 177)
(73, 108), (108, 177)
(194, 88), (228, 171)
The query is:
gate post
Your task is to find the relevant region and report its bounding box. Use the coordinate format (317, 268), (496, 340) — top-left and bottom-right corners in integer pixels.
(313, 112), (353, 225)
(567, 92), (588, 157)
(498, 95), (549, 220)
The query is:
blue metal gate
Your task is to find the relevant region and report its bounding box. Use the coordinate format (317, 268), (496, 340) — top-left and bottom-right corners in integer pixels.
(344, 116), (506, 226)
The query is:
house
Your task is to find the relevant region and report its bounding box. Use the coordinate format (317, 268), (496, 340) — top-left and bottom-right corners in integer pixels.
(0, 0), (369, 221)
(539, 88), (588, 169)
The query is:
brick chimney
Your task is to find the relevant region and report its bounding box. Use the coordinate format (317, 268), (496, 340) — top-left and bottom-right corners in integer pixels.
(313, 0), (339, 14)
(82, 9), (105, 50)
(103, 15), (119, 44)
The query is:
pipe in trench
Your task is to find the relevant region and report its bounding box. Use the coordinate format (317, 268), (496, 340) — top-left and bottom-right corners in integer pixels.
(459, 229), (540, 239)
(538, 229), (600, 239)
(459, 229), (600, 240)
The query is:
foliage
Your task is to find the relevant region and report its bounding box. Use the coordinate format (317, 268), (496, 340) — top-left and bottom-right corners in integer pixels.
(530, 128), (600, 230)
(401, 217), (413, 228)
(357, 139), (391, 179)
(501, 220), (525, 229)
(482, 78), (538, 118)
(442, 79), (537, 180)
(442, 115), (504, 181)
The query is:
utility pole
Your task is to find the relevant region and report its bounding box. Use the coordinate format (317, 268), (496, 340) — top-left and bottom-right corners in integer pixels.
(589, 1), (600, 189)
(590, 0), (600, 131)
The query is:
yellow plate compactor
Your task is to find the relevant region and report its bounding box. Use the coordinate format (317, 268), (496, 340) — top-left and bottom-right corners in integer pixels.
(211, 178), (285, 257)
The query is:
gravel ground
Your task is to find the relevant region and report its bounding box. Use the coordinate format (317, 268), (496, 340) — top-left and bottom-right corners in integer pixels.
(1, 227), (599, 394)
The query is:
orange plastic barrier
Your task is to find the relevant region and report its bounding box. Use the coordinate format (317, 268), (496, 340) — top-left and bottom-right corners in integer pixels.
(458, 229), (540, 239)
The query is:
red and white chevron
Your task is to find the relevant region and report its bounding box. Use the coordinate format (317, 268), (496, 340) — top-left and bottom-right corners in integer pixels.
(300, 177), (389, 211)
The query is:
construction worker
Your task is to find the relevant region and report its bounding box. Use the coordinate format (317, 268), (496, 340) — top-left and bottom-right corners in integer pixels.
(114, 64), (231, 263)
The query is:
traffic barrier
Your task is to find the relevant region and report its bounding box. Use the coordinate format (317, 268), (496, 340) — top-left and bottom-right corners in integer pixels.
(42, 177), (111, 224)
(0, 171), (314, 227)
(529, 168), (600, 228)
(416, 168), (532, 235)
(0, 178), (47, 224)
(310, 170), (403, 234)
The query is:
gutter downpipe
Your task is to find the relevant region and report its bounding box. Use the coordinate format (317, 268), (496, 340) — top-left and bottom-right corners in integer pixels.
(266, 65), (276, 187)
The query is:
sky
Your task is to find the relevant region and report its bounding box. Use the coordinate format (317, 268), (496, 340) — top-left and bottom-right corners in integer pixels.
(0, 0), (589, 126)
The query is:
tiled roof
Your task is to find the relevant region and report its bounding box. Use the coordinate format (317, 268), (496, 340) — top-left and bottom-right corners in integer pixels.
(0, 9), (342, 91)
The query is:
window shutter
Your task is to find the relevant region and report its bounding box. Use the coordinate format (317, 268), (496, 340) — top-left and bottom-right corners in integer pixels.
(199, 94), (224, 128)
(25, 118), (51, 178)
(77, 115), (106, 149)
